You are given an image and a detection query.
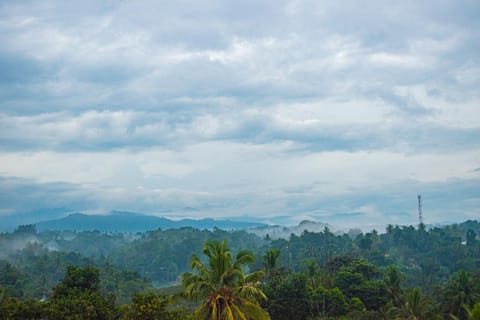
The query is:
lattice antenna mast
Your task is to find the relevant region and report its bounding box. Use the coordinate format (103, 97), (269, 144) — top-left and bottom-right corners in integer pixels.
(418, 194), (423, 224)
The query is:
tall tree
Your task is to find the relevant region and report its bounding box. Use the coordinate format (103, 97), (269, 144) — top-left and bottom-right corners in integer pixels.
(399, 288), (432, 320)
(46, 266), (115, 320)
(451, 302), (480, 320)
(466, 229), (477, 246)
(383, 265), (405, 306)
(262, 249), (280, 282)
(444, 270), (480, 319)
(181, 239), (270, 320)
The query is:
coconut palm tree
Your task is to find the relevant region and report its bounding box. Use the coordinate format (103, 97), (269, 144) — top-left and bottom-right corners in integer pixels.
(383, 265), (405, 306)
(450, 302), (480, 320)
(262, 249), (280, 282)
(398, 288), (431, 320)
(181, 239), (270, 320)
(445, 270), (480, 318)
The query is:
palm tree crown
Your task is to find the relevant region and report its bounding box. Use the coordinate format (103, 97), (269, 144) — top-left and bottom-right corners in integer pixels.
(181, 239), (270, 320)
(400, 288), (431, 320)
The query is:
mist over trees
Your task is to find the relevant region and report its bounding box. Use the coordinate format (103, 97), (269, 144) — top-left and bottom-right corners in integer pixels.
(0, 220), (479, 319)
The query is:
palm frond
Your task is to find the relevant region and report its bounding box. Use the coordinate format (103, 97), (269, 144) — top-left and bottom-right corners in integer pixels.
(245, 270), (265, 283)
(222, 303), (235, 320)
(191, 254), (210, 275)
(234, 250), (255, 269)
(231, 303), (249, 320)
(237, 299), (271, 320)
(235, 285), (268, 302)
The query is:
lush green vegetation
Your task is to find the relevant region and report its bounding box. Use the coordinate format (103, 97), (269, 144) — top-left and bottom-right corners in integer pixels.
(0, 220), (479, 319)
(181, 239), (269, 319)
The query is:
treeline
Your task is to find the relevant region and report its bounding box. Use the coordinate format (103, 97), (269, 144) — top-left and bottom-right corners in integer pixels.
(0, 220), (479, 319)
(0, 226), (265, 286)
(0, 265), (186, 320)
(261, 254), (480, 319)
(1, 244), (479, 319)
(269, 221), (480, 294)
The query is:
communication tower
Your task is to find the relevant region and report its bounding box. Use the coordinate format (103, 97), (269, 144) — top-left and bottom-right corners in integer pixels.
(417, 194), (423, 224)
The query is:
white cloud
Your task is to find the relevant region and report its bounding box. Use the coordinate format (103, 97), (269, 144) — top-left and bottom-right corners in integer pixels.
(369, 52), (423, 68)
(0, 144), (477, 195)
(0, 0), (479, 226)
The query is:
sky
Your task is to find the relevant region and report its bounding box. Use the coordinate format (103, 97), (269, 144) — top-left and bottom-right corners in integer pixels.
(0, 0), (479, 230)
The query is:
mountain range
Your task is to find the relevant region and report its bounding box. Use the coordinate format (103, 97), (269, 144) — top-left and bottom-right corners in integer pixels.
(34, 211), (267, 233)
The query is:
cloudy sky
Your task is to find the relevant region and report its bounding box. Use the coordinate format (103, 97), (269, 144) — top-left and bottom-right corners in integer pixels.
(1, 0), (479, 230)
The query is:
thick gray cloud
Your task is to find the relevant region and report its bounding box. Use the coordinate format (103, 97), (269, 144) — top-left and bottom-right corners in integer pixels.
(1, 0), (478, 114)
(0, 0), (479, 228)
(1, 109), (479, 153)
(0, 174), (478, 231)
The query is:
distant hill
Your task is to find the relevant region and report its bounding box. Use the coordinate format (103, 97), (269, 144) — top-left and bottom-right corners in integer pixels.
(35, 211), (267, 232)
(248, 220), (337, 240)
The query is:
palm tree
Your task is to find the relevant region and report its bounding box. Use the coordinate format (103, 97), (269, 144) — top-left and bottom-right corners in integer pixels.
(451, 302), (480, 320)
(181, 239), (271, 320)
(262, 249), (280, 282)
(383, 265), (405, 306)
(444, 270), (480, 318)
(398, 288), (431, 320)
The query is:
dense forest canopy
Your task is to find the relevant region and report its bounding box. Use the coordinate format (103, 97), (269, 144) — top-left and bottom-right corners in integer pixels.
(0, 220), (479, 319)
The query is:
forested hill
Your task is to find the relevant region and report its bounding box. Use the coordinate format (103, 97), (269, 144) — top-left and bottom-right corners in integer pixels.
(1, 220), (479, 319)
(34, 211), (266, 232)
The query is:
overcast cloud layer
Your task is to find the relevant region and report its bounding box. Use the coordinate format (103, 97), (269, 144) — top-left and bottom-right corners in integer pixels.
(1, 0), (479, 230)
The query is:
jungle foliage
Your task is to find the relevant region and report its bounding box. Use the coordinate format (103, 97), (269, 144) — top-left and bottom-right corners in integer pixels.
(0, 220), (479, 319)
